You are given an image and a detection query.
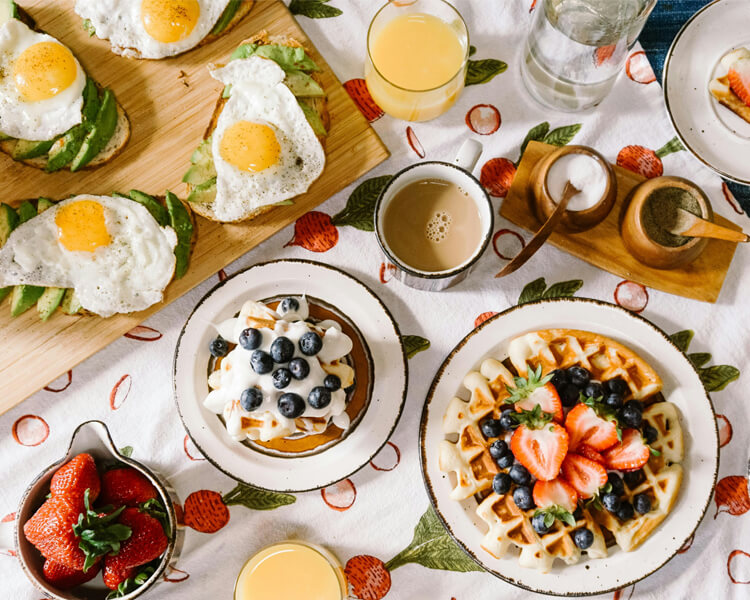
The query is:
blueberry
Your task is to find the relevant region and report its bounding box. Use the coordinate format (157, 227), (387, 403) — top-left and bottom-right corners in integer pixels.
(573, 506), (584, 521)
(623, 469), (645, 490)
(272, 368), (292, 389)
(573, 528), (594, 549)
(289, 357), (310, 380)
(279, 297), (300, 314)
(605, 377), (630, 397)
(532, 513), (551, 535)
(513, 486), (535, 511)
(643, 423), (658, 444)
(278, 393), (305, 418)
(239, 328), (262, 351)
(602, 493), (621, 513)
(583, 381), (604, 399)
(616, 501), (635, 521)
(324, 374), (342, 391)
(209, 337), (229, 357)
(549, 369), (568, 390)
(607, 473), (625, 497)
(480, 418), (504, 439)
(619, 401), (643, 428)
(240, 388), (263, 411)
(509, 464), (531, 486)
(250, 350), (273, 374)
(604, 392), (624, 410)
(567, 366), (591, 388)
(633, 493), (651, 514)
(307, 386), (332, 409)
(489, 440), (508, 460)
(299, 331), (323, 356)
(270, 337), (295, 363)
(560, 383), (580, 407)
(499, 411), (519, 430)
(492, 472), (512, 495)
(496, 453), (515, 469)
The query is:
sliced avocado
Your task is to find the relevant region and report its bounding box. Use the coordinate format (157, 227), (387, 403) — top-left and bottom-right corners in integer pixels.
(165, 191), (193, 279)
(285, 70), (324, 97)
(70, 88), (117, 172)
(222, 85), (232, 99)
(112, 191), (130, 199)
(12, 138), (55, 160)
(10, 284), (45, 317)
(17, 200), (37, 223)
(36, 197), (55, 213)
(0, 288), (10, 303)
(47, 80), (100, 172)
(0, 202), (20, 246)
(0, 0), (15, 26)
(211, 0), (241, 35)
(0, 132), (13, 141)
(297, 100), (327, 136)
(183, 162), (217, 185)
(128, 190), (169, 227)
(81, 78), (102, 123)
(190, 136), (213, 165)
(37, 287), (65, 321)
(187, 177), (217, 205)
(60, 289), (82, 315)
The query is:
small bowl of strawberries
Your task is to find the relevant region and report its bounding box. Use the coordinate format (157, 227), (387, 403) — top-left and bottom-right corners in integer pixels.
(15, 420), (179, 599)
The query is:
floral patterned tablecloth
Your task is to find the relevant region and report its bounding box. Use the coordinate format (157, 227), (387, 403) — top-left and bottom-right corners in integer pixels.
(1, 1), (749, 598)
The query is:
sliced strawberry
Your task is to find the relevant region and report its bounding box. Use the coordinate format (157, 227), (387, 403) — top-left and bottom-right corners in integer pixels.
(533, 478), (578, 513)
(510, 410), (569, 481)
(602, 428), (650, 471)
(514, 383), (563, 423)
(728, 58), (750, 107)
(565, 404), (619, 451)
(576, 443), (605, 465)
(561, 453), (608, 499)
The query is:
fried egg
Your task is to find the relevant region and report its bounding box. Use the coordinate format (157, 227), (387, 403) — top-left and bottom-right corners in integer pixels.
(0, 20), (85, 141)
(209, 57), (325, 222)
(75, 0), (232, 59)
(0, 196), (177, 317)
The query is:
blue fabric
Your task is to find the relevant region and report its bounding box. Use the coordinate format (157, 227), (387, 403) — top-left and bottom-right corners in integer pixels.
(641, 0), (750, 212)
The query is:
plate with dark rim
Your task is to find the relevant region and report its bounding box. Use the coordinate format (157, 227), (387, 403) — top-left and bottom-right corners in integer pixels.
(419, 298), (718, 596)
(174, 259), (407, 492)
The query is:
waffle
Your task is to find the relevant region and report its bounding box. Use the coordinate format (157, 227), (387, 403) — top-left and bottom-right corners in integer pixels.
(439, 329), (683, 571)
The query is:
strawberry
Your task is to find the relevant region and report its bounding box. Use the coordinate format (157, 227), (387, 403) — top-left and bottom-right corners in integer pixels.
(532, 478), (578, 513)
(50, 453), (100, 505)
(602, 428), (650, 471)
(42, 559), (100, 590)
(506, 364), (563, 422)
(107, 508), (168, 571)
(561, 453), (608, 499)
(103, 557), (136, 590)
(576, 443), (605, 465)
(510, 407), (569, 481)
(24, 496), (88, 570)
(565, 403), (619, 451)
(99, 468), (158, 508)
(728, 58), (750, 107)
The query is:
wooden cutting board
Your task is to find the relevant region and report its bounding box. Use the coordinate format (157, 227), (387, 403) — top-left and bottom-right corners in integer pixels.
(0, 0), (389, 414)
(501, 141), (741, 303)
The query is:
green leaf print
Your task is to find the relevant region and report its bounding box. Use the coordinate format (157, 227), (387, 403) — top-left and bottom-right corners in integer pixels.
(289, 0), (342, 18)
(465, 53), (508, 86)
(119, 446), (134, 458)
(518, 277), (547, 305)
(518, 278), (583, 305)
(669, 330), (694, 352)
(688, 353), (712, 368)
(700, 365), (740, 392)
(332, 175), (393, 231)
(385, 507), (484, 573)
(222, 483), (296, 510)
(543, 124), (583, 147)
(402, 335), (430, 359)
(520, 122), (550, 157)
(468, 45), (477, 57)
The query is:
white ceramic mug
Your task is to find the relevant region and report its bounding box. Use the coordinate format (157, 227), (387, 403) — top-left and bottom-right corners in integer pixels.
(374, 140), (493, 291)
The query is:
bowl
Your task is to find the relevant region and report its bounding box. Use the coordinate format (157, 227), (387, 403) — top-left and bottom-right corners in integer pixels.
(14, 420), (181, 600)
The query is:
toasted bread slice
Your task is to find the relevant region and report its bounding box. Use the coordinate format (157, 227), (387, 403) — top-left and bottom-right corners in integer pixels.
(710, 75), (750, 124)
(186, 31), (330, 223)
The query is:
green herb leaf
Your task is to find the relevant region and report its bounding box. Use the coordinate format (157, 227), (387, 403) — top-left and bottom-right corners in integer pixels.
(669, 330), (694, 352)
(402, 335), (430, 359)
(331, 175), (393, 231)
(688, 352), (712, 368)
(520, 122), (550, 157)
(222, 483), (296, 510)
(465, 58), (508, 86)
(699, 365), (740, 392)
(543, 124), (582, 147)
(543, 279), (584, 299)
(518, 277), (547, 305)
(289, 0), (343, 19)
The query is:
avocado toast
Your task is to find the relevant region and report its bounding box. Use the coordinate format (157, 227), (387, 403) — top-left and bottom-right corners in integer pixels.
(183, 31), (330, 223)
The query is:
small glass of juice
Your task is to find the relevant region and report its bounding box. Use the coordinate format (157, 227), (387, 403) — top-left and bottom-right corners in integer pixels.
(365, 0), (469, 122)
(234, 541), (348, 600)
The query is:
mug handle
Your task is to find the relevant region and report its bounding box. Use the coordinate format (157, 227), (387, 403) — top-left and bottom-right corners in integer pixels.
(453, 139), (483, 172)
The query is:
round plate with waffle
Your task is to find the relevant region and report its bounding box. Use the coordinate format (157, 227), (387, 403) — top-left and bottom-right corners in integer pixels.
(420, 298), (718, 596)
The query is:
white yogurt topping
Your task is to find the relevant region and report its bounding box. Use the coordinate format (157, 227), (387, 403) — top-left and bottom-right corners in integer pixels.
(546, 153), (608, 212)
(720, 47), (750, 71)
(205, 297), (354, 443)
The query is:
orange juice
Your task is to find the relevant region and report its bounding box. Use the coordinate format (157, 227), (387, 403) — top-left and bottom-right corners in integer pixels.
(234, 542), (347, 600)
(366, 2), (468, 121)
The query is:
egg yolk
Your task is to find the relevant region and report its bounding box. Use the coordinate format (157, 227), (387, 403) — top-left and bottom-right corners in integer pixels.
(55, 201), (111, 252)
(141, 0), (201, 43)
(220, 121), (281, 173)
(13, 42), (77, 102)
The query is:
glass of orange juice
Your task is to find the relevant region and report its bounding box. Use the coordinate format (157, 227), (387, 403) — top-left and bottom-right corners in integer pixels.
(234, 541), (348, 600)
(365, 0), (469, 122)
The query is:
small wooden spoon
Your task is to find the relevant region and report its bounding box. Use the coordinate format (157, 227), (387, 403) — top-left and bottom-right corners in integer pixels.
(665, 207), (749, 243)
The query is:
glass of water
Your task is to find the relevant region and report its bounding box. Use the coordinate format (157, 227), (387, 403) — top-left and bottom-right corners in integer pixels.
(521, 0), (658, 112)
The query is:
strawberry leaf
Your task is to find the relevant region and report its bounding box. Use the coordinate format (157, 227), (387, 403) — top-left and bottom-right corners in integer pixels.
(222, 483), (296, 510)
(465, 58), (508, 86)
(514, 405), (554, 429)
(543, 124), (582, 147)
(75, 489), (132, 571)
(669, 330), (694, 352)
(140, 498), (170, 538)
(518, 277), (547, 305)
(289, 0), (342, 18)
(699, 365), (740, 392)
(543, 279), (584, 299)
(505, 363), (552, 403)
(520, 122), (550, 157)
(331, 175), (393, 231)
(649, 446), (661, 457)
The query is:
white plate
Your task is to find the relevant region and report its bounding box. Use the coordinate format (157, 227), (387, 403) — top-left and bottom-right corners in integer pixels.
(663, 0), (750, 185)
(174, 259), (407, 492)
(419, 298), (718, 596)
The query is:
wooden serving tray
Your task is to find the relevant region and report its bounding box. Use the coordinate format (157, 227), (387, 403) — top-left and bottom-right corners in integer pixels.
(0, 0), (389, 414)
(501, 141), (741, 303)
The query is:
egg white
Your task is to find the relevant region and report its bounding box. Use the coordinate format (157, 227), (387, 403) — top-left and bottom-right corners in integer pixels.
(0, 20), (85, 141)
(74, 0), (231, 59)
(0, 196), (178, 318)
(209, 57), (326, 222)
